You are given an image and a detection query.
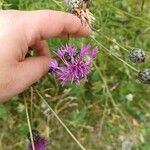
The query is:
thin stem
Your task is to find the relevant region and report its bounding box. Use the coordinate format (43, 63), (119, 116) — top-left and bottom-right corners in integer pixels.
(91, 37), (139, 73)
(93, 63), (132, 131)
(67, 34), (70, 45)
(141, 0), (145, 12)
(111, 6), (150, 25)
(36, 90), (87, 150)
(51, 0), (64, 9)
(99, 99), (108, 136)
(24, 99), (35, 150)
(30, 87), (34, 127)
(93, 29), (129, 52)
(95, 29), (150, 55)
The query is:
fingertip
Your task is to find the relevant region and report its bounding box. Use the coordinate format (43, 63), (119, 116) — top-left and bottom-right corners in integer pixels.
(23, 10), (92, 42)
(77, 25), (92, 37)
(61, 12), (92, 37)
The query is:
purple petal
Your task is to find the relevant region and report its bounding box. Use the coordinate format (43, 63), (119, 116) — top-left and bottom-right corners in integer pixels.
(56, 49), (65, 58)
(49, 59), (58, 68)
(90, 47), (99, 59)
(80, 45), (91, 57)
(49, 60), (60, 73)
(65, 45), (76, 56)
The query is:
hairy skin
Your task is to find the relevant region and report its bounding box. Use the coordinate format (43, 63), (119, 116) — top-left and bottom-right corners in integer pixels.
(0, 10), (91, 102)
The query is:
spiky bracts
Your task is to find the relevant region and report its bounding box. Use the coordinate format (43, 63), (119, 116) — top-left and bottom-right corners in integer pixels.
(129, 48), (146, 63)
(138, 69), (150, 84)
(64, 0), (95, 25)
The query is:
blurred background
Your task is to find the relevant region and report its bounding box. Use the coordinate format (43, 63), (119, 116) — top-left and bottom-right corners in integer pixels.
(0, 0), (150, 149)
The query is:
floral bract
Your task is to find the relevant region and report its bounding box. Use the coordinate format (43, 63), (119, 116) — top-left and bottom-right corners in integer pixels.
(64, 0), (95, 25)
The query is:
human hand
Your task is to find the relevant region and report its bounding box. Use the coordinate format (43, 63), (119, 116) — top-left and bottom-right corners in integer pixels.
(0, 10), (91, 102)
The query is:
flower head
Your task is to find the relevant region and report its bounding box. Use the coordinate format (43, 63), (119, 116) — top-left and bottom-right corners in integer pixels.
(138, 69), (150, 84)
(49, 60), (59, 73)
(64, 0), (83, 11)
(49, 45), (99, 85)
(28, 139), (47, 150)
(27, 130), (47, 150)
(129, 48), (146, 63)
(64, 0), (95, 25)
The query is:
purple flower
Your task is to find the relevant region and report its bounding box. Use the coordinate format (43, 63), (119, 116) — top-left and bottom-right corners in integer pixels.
(49, 45), (99, 85)
(28, 138), (47, 150)
(49, 60), (59, 73)
(27, 130), (47, 150)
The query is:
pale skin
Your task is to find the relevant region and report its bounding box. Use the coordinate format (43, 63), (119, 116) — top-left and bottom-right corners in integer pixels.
(0, 10), (91, 102)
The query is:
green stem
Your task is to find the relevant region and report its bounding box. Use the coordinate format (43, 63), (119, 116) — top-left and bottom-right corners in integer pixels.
(91, 37), (139, 73)
(36, 90), (87, 150)
(93, 63), (132, 131)
(24, 99), (35, 150)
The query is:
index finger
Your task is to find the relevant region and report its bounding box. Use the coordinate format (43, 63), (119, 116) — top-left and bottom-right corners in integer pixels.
(21, 10), (92, 45)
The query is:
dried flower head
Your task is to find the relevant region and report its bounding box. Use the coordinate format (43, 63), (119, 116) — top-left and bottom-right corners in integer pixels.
(49, 45), (98, 85)
(27, 130), (47, 150)
(27, 129), (41, 143)
(129, 48), (146, 63)
(64, 0), (95, 25)
(138, 69), (150, 84)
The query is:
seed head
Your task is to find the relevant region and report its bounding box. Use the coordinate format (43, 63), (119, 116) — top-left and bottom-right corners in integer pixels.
(64, 0), (95, 25)
(65, 0), (82, 11)
(138, 69), (150, 84)
(27, 129), (40, 143)
(129, 48), (146, 63)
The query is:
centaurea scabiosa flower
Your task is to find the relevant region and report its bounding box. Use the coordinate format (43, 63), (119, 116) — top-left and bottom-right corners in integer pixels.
(129, 48), (146, 63)
(27, 130), (47, 150)
(49, 45), (98, 85)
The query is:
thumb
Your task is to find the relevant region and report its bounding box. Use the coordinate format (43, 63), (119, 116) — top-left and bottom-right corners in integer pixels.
(17, 56), (50, 86)
(0, 56), (50, 101)
(14, 56), (50, 94)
